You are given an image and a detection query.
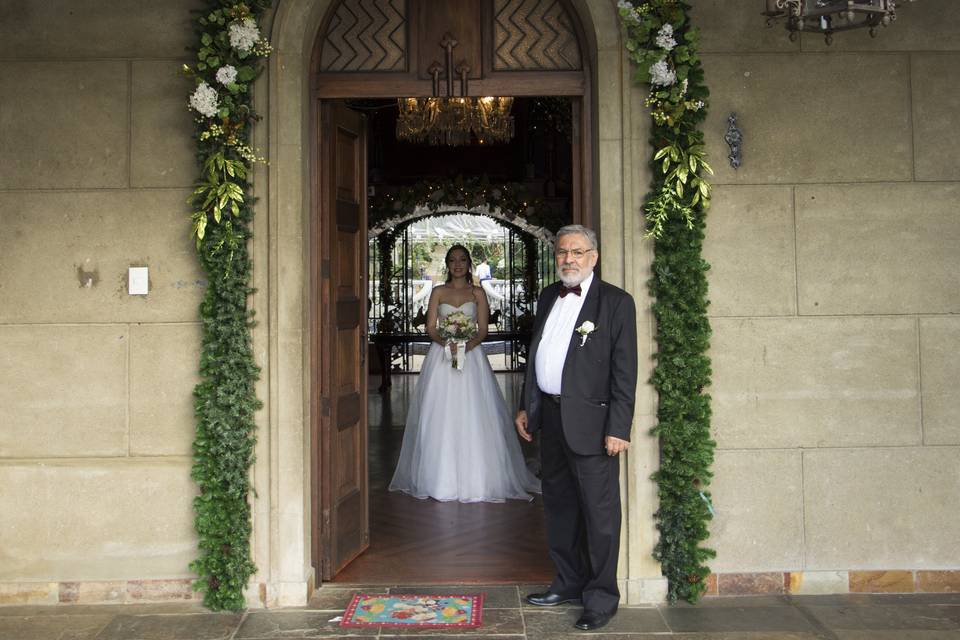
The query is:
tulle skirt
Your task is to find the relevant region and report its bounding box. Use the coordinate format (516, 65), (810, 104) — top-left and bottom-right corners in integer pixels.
(389, 342), (541, 503)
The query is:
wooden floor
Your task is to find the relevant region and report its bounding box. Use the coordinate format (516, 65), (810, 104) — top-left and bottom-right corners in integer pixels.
(331, 373), (554, 584)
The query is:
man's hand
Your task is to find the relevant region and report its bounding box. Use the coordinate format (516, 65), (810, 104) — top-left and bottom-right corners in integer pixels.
(605, 435), (629, 456)
(515, 410), (532, 442)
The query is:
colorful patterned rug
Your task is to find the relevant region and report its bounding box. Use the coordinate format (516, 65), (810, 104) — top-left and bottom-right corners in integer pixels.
(340, 593), (483, 628)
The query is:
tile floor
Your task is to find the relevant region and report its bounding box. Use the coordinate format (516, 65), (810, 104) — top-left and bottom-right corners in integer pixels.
(2, 586), (959, 639)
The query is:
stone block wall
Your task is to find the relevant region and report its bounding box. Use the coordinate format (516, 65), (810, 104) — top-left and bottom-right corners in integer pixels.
(2, 0), (958, 606)
(0, 0), (207, 602)
(693, 0), (960, 592)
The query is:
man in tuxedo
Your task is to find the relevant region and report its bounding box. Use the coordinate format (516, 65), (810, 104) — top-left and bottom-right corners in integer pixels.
(515, 224), (637, 631)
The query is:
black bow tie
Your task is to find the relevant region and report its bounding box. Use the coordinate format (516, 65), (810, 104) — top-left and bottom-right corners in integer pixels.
(559, 284), (582, 298)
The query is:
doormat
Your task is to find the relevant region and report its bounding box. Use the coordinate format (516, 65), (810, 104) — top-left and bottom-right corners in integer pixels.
(340, 593), (483, 628)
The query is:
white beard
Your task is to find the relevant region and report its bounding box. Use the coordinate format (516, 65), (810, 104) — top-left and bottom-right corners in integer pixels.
(559, 267), (590, 287)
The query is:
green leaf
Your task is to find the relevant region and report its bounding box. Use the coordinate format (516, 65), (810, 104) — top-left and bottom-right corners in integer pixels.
(207, 56), (220, 68)
(201, 32), (212, 46)
(236, 66), (256, 82)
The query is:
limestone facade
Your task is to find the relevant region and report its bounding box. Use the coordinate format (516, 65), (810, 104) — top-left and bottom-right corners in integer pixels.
(1, 0), (957, 607)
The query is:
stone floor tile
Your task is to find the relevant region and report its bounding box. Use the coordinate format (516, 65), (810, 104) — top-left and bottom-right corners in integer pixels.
(387, 585), (521, 609)
(660, 631), (829, 640)
(378, 608), (524, 635)
(868, 593), (960, 605)
(0, 603), (207, 617)
(787, 594), (875, 607)
(95, 612), (242, 640)
(377, 637), (522, 640)
(236, 611), (363, 638)
(803, 604), (960, 631)
(523, 606), (669, 637)
(660, 605), (816, 633)
(679, 596), (793, 608)
(0, 613), (113, 640)
(834, 632), (960, 640)
(237, 609), (523, 638)
(305, 587), (372, 611)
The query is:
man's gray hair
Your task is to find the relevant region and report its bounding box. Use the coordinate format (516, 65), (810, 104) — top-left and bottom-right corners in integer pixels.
(556, 224), (598, 250)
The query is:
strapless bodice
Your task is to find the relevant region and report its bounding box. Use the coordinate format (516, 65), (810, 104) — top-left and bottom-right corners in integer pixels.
(438, 301), (477, 319)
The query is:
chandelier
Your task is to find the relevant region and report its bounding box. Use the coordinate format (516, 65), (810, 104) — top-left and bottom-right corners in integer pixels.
(763, 1), (912, 44)
(396, 96), (515, 146)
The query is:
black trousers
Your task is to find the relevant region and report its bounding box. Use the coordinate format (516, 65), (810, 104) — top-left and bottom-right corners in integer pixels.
(539, 393), (621, 614)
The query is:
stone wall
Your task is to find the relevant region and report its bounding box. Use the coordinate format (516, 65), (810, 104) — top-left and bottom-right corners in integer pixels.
(2, 0), (958, 606)
(694, 0), (960, 594)
(0, 0), (207, 602)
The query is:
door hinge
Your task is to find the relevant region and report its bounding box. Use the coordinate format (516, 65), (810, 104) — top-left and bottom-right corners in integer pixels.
(321, 397), (331, 416)
(321, 259), (331, 279)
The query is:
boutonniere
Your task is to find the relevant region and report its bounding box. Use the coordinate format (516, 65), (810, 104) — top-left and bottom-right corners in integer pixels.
(575, 320), (596, 346)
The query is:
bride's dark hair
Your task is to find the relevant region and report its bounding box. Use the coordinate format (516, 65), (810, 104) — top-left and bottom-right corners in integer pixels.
(444, 244), (474, 284)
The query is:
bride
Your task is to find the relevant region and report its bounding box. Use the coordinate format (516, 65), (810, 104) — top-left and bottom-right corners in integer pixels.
(389, 244), (541, 503)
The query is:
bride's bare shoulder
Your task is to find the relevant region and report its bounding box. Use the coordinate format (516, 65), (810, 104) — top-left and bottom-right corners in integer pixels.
(429, 284), (448, 302)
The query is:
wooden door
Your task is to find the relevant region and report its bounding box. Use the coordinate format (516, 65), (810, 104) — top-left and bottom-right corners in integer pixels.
(317, 101), (369, 579)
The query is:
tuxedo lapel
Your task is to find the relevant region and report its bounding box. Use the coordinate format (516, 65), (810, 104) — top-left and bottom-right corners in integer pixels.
(562, 278), (601, 386)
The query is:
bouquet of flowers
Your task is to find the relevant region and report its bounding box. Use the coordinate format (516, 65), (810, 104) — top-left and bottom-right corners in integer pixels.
(439, 311), (477, 370)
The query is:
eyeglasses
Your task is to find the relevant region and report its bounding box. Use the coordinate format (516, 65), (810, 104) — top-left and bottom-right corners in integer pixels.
(555, 248), (594, 260)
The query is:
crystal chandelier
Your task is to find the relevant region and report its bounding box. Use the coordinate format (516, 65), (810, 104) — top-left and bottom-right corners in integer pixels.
(396, 96), (515, 146)
(763, 0), (913, 44)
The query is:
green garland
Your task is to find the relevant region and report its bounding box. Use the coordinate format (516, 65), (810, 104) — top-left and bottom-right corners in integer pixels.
(184, 0), (272, 611)
(618, 0), (716, 603)
(369, 175), (564, 235)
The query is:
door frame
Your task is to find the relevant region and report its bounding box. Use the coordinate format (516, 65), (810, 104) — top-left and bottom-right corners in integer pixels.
(307, 0), (596, 585)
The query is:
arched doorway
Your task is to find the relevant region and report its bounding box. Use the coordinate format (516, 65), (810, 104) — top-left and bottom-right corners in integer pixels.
(308, 0), (595, 584)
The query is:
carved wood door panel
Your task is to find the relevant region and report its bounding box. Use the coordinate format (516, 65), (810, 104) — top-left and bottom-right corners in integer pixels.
(318, 101), (369, 579)
(312, 0), (585, 97)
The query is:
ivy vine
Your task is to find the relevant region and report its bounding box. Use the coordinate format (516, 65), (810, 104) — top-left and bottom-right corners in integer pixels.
(618, 0), (716, 603)
(184, 0), (272, 611)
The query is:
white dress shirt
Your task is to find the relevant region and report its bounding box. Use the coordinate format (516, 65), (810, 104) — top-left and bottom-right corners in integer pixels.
(535, 272), (594, 395)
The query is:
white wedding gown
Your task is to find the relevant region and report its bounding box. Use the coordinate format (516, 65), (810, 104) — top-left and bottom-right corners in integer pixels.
(389, 301), (541, 503)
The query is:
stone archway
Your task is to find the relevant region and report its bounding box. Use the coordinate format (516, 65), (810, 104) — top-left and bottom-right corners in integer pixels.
(248, 0), (664, 608)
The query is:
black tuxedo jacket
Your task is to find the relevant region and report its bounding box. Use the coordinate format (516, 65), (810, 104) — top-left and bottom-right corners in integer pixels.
(521, 277), (638, 455)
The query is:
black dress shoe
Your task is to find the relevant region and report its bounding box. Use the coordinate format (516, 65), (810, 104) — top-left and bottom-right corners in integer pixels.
(525, 591), (581, 606)
(574, 609), (614, 631)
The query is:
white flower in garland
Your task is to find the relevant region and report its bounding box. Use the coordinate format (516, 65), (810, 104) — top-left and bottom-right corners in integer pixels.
(216, 64), (238, 85)
(649, 58), (677, 86)
(616, 0), (633, 9)
(189, 81), (219, 118)
(229, 18), (260, 53)
(655, 23), (677, 51)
